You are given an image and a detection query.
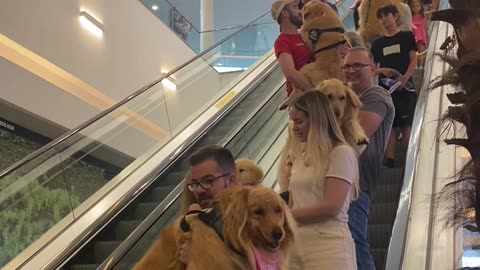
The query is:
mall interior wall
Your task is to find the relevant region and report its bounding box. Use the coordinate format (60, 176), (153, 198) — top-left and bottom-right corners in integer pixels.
(0, 0), (232, 158)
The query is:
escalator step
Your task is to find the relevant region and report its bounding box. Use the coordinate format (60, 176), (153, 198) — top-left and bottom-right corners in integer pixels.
(134, 202), (158, 220)
(144, 186), (174, 202)
(368, 224), (392, 249)
(93, 241), (121, 263)
(70, 264), (99, 270)
(115, 220), (142, 240)
(369, 202), (398, 225)
(380, 167), (404, 185)
(159, 171), (186, 186)
(371, 248), (386, 270)
(374, 184), (402, 203)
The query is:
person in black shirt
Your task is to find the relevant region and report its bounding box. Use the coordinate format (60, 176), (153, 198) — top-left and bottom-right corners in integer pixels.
(371, 4), (417, 168)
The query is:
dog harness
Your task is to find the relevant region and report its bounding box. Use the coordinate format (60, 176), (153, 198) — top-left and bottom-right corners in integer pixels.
(307, 27), (348, 55)
(180, 207), (245, 257)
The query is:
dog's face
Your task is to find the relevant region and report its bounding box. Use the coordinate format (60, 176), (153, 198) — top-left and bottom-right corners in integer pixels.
(300, 1), (346, 52)
(235, 159), (264, 186)
(316, 79), (362, 122)
(223, 186), (295, 254)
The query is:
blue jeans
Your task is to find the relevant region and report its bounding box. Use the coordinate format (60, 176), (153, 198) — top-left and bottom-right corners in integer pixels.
(348, 191), (376, 270)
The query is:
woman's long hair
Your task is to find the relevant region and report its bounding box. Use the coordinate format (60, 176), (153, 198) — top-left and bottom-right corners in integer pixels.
(290, 90), (359, 200)
(277, 122), (294, 193)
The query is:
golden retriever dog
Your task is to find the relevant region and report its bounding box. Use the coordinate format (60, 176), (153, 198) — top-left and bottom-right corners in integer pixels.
(279, 1), (349, 110)
(235, 159), (264, 186)
(316, 79), (369, 154)
(135, 186), (295, 270)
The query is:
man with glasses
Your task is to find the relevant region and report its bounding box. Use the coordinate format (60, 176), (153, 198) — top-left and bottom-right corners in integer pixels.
(177, 145), (239, 265)
(187, 145), (238, 209)
(342, 47), (395, 270)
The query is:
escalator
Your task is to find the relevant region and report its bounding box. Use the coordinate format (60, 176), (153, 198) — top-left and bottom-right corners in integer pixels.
(1, 3), (362, 269)
(62, 65), (288, 270)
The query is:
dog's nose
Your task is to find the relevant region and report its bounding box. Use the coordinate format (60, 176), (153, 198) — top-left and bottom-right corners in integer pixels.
(272, 229), (284, 241)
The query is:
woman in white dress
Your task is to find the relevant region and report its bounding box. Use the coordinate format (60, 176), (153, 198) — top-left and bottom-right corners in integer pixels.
(287, 90), (359, 270)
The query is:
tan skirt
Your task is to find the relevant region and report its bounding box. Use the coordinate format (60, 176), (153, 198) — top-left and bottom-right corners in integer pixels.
(289, 221), (357, 270)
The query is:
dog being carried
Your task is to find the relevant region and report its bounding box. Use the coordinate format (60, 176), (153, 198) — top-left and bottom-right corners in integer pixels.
(279, 1), (350, 110)
(134, 186), (295, 270)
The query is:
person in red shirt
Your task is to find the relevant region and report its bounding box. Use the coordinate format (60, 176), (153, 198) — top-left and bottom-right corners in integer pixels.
(272, 0), (314, 96)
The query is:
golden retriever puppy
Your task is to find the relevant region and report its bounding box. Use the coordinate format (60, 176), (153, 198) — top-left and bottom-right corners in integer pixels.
(316, 79), (369, 154)
(235, 159), (264, 186)
(279, 1), (349, 110)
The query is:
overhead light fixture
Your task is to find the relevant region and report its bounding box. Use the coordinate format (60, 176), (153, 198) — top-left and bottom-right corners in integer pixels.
(79, 10), (104, 38)
(152, 5), (159, 10)
(161, 73), (177, 91)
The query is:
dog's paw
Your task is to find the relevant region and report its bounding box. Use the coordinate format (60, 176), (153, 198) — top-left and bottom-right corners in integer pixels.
(357, 137), (369, 145)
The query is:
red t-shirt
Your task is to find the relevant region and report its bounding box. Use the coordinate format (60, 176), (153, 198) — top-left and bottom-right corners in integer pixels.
(274, 33), (311, 95)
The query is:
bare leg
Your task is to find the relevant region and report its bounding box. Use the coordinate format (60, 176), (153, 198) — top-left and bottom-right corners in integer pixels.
(401, 127), (412, 149)
(417, 43), (426, 68)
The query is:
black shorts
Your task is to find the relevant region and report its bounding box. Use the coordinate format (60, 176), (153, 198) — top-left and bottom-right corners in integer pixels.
(391, 90), (417, 128)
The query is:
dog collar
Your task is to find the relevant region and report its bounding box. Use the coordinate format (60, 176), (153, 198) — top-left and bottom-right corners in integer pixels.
(308, 27), (345, 45)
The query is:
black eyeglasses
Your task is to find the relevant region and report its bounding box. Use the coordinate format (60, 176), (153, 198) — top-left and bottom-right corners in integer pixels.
(341, 63), (373, 72)
(187, 173), (231, 192)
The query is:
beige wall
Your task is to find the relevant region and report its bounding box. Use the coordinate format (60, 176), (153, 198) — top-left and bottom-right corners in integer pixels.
(0, 0), (197, 130)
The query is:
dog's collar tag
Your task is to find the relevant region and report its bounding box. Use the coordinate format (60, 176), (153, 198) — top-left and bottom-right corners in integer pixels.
(308, 29), (320, 43)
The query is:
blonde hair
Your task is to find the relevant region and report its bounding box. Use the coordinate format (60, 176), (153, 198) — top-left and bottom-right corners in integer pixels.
(290, 90), (359, 200)
(277, 122), (294, 193)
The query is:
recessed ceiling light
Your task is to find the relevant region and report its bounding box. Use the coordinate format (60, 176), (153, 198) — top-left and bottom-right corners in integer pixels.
(152, 5), (159, 10)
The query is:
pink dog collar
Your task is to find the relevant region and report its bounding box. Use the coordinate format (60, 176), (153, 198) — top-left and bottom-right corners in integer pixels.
(251, 244), (281, 270)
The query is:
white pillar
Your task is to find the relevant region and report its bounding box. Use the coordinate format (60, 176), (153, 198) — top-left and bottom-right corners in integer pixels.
(200, 0), (214, 51)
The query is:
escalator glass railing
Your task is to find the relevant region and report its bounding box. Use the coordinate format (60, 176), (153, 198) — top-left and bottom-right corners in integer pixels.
(62, 65), (287, 270)
(139, 0), (352, 71)
(0, 11), (279, 269)
(108, 79), (289, 270)
(138, 0), (279, 71)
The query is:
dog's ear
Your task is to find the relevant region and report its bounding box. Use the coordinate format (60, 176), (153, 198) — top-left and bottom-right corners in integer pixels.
(345, 85), (362, 109)
(254, 165), (264, 183)
(223, 188), (250, 253)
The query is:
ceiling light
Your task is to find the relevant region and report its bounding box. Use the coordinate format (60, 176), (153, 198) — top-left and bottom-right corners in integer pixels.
(152, 5), (159, 10)
(79, 10), (104, 38)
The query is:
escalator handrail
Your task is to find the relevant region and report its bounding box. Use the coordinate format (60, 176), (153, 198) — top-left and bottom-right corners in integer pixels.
(0, 10), (272, 181)
(384, 6), (449, 269)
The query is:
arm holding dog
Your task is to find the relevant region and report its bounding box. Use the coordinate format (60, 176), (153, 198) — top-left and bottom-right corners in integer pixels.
(291, 145), (358, 224)
(278, 53), (314, 90)
(291, 177), (352, 223)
